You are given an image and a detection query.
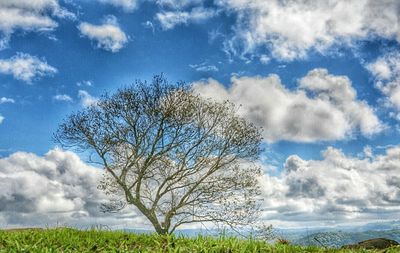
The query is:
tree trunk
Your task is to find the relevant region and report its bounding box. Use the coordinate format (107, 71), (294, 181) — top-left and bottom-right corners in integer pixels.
(155, 227), (169, 235)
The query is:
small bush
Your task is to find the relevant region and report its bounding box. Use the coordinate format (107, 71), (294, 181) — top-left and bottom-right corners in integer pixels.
(276, 238), (291, 245)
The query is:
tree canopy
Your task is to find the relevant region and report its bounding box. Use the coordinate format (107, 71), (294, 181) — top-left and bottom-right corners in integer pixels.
(55, 75), (263, 234)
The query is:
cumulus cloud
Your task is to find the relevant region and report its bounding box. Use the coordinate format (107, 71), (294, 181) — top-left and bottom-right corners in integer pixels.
(98, 0), (138, 11)
(193, 69), (383, 142)
(367, 51), (400, 117)
(53, 94), (73, 102)
(259, 54), (270, 64)
(0, 149), (146, 228)
(299, 69), (382, 136)
(78, 16), (128, 52)
(259, 145), (400, 227)
(0, 0), (74, 48)
(0, 97), (15, 104)
(0, 53), (57, 83)
(99, 0), (137, 11)
(216, 0), (400, 60)
(78, 90), (98, 107)
(0, 149), (102, 226)
(1, 146), (399, 228)
(156, 7), (216, 30)
(0, 115), (4, 124)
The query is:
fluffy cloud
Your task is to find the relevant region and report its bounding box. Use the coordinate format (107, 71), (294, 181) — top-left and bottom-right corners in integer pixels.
(1, 146), (399, 228)
(259, 54), (270, 64)
(0, 149), (145, 228)
(0, 97), (14, 125)
(0, 149), (102, 226)
(299, 69), (382, 136)
(0, 0), (74, 48)
(78, 90), (98, 107)
(367, 51), (400, 117)
(53, 94), (72, 102)
(0, 53), (57, 83)
(99, 0), (138, 11)
(156, 7), (216, 30)
(78, 16), (128, 52)
(259, 145), (400, 227)
(217, 0), (400, 60)
(193, 69), (383, 142)
(0, 97), (15, 104)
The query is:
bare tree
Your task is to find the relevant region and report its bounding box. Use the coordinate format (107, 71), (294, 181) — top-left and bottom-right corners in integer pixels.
(55, 75), (263, 235)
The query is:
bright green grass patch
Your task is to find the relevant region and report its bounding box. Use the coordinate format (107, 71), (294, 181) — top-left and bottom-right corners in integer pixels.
(0, 228), (399, 252)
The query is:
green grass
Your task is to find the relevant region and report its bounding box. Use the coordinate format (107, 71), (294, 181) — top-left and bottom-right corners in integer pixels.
(0, 228), (399, 252)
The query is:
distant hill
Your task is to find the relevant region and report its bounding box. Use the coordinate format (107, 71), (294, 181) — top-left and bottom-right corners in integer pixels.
(121, 219), (400, 247)
(292, 229), (400, 248)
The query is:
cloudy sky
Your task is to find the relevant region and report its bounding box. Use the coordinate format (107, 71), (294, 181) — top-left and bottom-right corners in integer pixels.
(0, 0), (399, 229)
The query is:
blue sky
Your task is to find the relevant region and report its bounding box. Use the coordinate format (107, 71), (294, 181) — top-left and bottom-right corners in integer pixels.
(0, 0), (400, 229)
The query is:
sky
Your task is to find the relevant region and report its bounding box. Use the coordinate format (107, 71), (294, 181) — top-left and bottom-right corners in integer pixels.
(0, 0), (400, 230)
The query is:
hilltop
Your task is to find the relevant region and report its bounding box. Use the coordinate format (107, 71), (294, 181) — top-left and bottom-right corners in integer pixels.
(293, 229), (400, 248)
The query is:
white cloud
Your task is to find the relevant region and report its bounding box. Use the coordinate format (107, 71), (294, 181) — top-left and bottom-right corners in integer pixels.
(78, 90), (98, 107)
(367, 51), (400, 114)
(1, 146), (399, 228)
(142, 21), (155, 33)
(189, 62), (219, 72)
(216, 0), (400, 60)
(76, 80), (93, 87)
(259, 54), (270, 64)
(0, 149), (102, 224)
(156, 7), (216, 30)
(299, 69), (382, 136)
(0, 149), (146, 228)
(258, 145), (400, 227)
(155, 0), (203, 9)
(0, 97), (15, 104)
(98, 0), (138, 11)
(0, 8), (56, 33)
(193, 69), (383, 142)
(0, 0), (75, 48)
(0, 97), (15, 124)
(53, 94), (72, 102)
(78, 16), (128, 52)
(0, 53), (57, 83)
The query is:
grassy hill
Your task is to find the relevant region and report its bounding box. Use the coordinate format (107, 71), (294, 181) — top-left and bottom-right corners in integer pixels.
(1, 228), (400, 252)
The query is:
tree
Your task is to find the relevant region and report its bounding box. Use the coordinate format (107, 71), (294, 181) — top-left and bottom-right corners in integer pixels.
(55, 75), (263, 235)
